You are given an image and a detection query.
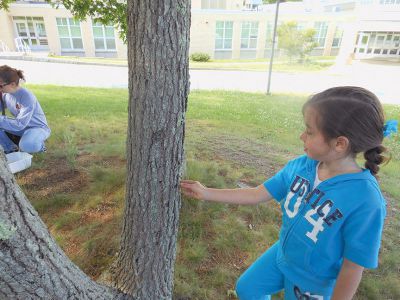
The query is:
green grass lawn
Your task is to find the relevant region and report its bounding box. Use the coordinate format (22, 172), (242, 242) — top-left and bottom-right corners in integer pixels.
(16, 86), (400, 299)
(46, 55), (335, 72)
(190, 58), (334, 72)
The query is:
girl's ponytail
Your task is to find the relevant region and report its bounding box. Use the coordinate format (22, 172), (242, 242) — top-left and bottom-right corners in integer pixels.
(16, 69), (25, 81)
(364, 145), (388, 176)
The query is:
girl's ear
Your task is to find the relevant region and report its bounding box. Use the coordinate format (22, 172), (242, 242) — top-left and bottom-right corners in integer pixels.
(334, 136), (350, 153)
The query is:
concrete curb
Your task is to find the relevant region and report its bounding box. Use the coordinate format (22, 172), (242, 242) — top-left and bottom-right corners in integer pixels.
(0, 54), (127, 68)
(0, 55), (263, 71)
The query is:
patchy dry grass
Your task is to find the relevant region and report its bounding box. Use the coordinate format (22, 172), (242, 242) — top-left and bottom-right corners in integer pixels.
(15, 86), (400, 299)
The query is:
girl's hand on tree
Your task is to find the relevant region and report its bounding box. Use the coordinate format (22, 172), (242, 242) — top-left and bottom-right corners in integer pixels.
(180, 180), (207, 200)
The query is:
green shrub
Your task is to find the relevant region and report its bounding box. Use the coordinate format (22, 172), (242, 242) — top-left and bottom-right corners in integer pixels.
(190, 52), (211, 62)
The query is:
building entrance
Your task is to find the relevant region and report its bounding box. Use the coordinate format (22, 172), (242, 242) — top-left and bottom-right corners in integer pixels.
(354, 31), (400, 59)
(13, 16), (48, 51)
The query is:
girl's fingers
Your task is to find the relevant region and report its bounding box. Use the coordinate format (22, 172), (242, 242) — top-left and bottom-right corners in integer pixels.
(180, 180), (197, 185)
(180, 187), (198, 197)
(180, 181), (202, 199)
(180, 186), (193, 193)
(180, 185), (193, 191)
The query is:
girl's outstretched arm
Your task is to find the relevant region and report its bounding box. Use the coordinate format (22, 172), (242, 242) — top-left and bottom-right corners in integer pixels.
(180, 180), (273, 205)
(331, 259), (364, 300)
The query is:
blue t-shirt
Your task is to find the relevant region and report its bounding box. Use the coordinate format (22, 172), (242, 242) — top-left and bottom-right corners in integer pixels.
(264, 155), (386, 294)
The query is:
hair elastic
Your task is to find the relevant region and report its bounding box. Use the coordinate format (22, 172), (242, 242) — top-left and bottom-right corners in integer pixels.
(383, 120), (398, 138)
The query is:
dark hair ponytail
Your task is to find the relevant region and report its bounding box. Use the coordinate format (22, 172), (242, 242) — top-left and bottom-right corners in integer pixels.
(364, 145), (388, 176)
(16, 69), (25, 81)
(0, 65), (25, 84)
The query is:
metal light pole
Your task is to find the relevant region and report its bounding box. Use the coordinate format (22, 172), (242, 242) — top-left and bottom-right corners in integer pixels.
(266, 0), (281, 95)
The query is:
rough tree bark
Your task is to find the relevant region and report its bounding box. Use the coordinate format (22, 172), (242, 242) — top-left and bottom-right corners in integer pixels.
(113, 0), (190, 299)
(0, 0), (190, 299)
(0, 151), (128, 299)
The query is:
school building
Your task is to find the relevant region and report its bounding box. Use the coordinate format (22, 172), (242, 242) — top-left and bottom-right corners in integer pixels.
(0, 0), (399, 62)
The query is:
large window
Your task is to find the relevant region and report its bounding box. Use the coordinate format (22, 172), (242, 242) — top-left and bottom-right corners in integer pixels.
(332, 25), (343, 48)
(201, 0), (226, 9)
(215, 21), (233, 50)
(360, 0), (373, 4)
(241, 21), (259, 49)
(92, 22), (116, 51)
(56, 18), (83, 50)
(354, 31), (400, 57)
(379, 0), (400, 4)
(314, 22), (328, 48)
(265, 22), (274, 49)
(13, 16), (48, 49)
(265, 21), (282, 50)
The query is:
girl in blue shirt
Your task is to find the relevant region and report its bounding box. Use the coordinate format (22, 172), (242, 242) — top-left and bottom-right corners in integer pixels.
(181, 86), (397, 300)
(0, 65), (50, 154)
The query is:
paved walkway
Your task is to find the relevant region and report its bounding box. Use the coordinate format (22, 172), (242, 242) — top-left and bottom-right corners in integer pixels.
(0, 58), (399, 105)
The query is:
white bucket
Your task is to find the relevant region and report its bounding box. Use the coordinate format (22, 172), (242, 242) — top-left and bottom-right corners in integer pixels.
(6, 152), (33, 174)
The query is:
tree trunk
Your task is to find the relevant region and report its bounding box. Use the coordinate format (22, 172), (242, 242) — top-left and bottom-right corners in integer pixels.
(0, 1), (190, 298)
(113, 0), (190, 299)
(0, 152), (128, 299)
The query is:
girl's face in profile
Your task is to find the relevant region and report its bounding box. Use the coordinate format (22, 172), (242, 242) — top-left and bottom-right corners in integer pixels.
(0, 80), (16, 93)
(300, 106), (336, 162)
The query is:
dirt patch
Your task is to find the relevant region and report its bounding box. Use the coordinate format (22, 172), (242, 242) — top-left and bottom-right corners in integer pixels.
(54, 230), (82, 258)
(17, 159), (88, 198)
(17, 154), (126, 198)
(76, 153), (126, 169)
(208, 134), (289, 178)
(83, 201), (118, 223)
(197, 248), (249, 274)
(16, 153), (124, 279)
